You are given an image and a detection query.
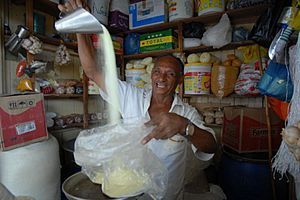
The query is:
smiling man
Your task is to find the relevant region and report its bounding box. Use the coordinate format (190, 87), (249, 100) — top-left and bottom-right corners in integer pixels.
(59, 1), (217, 199)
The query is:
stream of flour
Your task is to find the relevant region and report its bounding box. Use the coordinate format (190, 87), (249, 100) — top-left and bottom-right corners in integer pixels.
(95, 24), (120, 125)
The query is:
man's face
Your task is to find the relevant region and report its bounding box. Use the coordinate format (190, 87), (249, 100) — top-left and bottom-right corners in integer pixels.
(151, 56), (183, 96)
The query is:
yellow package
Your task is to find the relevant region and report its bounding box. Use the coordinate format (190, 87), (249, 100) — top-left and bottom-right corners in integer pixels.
(16, 79), (33, 91)
(211, 65), (239, 98)
(237, 45), (267, 64)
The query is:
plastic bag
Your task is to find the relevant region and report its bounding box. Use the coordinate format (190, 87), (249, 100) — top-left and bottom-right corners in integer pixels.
(202, 14), (232, 49)
(183, 22), (205, 38)
(124, 33), (140, 55)
(257, 60), (293, 102)
(211, 65), (239, 98)
(249, 2), (284, 47)
(74, 119), (168, 199)
(102, 142), (167, 199)
(234, 63), (261, 96)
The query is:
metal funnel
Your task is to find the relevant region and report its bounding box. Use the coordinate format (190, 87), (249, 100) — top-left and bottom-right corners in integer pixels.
(55, 8), (103, 34)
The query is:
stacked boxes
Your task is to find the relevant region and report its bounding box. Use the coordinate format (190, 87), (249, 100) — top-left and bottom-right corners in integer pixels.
(0, 93), (48, 151)
(140, 29), (177, 53)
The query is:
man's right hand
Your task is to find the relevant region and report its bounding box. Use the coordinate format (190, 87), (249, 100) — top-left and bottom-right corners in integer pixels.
(58, 0), (86, 13)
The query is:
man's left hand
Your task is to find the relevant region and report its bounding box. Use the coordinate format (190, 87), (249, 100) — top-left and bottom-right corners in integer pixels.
(141, 113), (188, 145)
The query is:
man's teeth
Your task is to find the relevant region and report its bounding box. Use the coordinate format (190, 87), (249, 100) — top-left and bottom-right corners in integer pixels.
(156, 83), (166, 88)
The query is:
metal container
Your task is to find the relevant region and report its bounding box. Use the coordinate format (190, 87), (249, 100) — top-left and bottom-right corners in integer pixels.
(62, 172), (147, 200)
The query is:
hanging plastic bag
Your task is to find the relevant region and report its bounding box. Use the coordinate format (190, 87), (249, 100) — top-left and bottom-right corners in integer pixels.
(74, 119), (168, 199)
(249, 4), (284, 47)
(202, 14), (232, 49)
(257, 60), (293, 102)
(268, 97), (289, 120)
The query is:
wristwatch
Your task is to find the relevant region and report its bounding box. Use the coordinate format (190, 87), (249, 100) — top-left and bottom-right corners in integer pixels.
(185, 120), (195, 137)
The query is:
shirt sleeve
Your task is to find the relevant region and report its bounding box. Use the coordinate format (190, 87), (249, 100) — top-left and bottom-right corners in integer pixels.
(187, 107), (217, 161)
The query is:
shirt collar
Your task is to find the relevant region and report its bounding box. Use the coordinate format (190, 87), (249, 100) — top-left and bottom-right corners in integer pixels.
(144, 89), (184, 113)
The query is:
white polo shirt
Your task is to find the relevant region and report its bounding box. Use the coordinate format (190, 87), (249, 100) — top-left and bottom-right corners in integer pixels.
(100, 80), (215, 200)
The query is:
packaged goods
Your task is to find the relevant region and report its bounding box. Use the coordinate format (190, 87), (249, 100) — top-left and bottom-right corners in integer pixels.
(0, 93), (48, 151)
(184, 63), (211, 95)
(129, 0), (167, 29)
(140, 29), (177, 53)
(211, 65), (239, 98)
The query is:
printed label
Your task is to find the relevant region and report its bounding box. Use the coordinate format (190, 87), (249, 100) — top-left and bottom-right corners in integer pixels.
(8, 99), (35, 110)
(15, 121), (36, 135)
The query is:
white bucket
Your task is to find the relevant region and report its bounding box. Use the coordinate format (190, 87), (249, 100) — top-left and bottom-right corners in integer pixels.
(125, 69), (146, 88)
(196, 0), (225, 16)
(0, 135), (61, 200)
(88, 0), (111, 25)
(168, 0), (194, 22)
(184, 63), (211, 95)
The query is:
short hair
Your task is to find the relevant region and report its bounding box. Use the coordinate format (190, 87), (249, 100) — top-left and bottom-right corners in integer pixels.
(155, 54), (184, 75)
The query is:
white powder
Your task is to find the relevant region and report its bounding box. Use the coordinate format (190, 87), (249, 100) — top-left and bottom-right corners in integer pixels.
(95, 25), (121, 125)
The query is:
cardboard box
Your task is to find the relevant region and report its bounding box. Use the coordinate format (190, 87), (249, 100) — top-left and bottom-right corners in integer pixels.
(140, 29), (177, 53)
(222, 106), (283, 153)
(0, 93), (48, 151)
(129, 0), (167, 29)
(109, 10), (129, 31)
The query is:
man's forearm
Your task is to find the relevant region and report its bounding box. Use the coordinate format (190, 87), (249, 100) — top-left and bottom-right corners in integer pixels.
(76, 34), (105, 91)
(189, 126), (217, 154)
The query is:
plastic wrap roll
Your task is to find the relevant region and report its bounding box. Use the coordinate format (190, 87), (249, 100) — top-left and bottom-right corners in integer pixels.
(0, 135), (61, 200)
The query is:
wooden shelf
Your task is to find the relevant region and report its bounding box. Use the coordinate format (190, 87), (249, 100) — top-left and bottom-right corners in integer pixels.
(205, 123), (223, 127)
(184, 40), (257, 53)
(48, 122), (84, 131)
(12, 0), (60, 17)
(44, 94), (83, 99)
(124, 49), (179, 59)
(124, 41), (257, 59)
(36, 34), (78, 50)
(183, 93), (263, 98)
(123, 4), (270, 34)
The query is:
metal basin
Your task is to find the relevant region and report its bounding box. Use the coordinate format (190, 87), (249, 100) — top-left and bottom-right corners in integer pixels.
(62, 172), (145, 200)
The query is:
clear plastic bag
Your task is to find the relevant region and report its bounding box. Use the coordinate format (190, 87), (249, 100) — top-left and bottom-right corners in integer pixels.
(73, 119), (168, 199)
(202, 14), (232, 49)
(102, 142), (168, 199)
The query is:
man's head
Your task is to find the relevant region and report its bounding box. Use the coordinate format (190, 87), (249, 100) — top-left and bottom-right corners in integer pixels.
(151, 55), (184, 97)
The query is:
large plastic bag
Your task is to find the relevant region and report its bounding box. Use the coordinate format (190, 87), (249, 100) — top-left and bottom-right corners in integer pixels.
(257, 60), (293, 102)
(74, 119), (168, 199)
(102, 142), (167, 199)
(202, 14), (232, 49)
(234, 62), (261, 96)
(211, 65), (239, 98)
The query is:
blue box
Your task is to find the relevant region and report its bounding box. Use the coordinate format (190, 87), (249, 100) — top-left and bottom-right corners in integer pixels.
(129, 0), (167, 30)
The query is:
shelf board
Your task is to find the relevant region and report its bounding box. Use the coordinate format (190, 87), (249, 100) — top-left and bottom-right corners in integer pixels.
(183, 93), (263, 98)
(123, 41), (256, 58)
(184, 40), (257, 53)
(124, 49), (179, 59)
(44, 94), (83, 99)
(36, 34), (78, 50)
(48, 122), (84, 131)
(12, 0), (60, 17)
(205, 123), (223, 127)
(123, 4), (270, 34)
